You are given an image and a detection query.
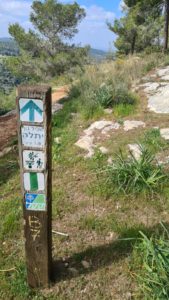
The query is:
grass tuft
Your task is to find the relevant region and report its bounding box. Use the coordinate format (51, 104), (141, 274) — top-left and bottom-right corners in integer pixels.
(106, 146), (166, 195)
(133, 224), (169, 300)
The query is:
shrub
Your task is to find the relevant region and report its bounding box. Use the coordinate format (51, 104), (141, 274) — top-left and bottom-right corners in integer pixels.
(133, 225), (169, 300)
(107, 146), (166, 195)
(141, 128), (167, 153)
(95, 84), (113, 108)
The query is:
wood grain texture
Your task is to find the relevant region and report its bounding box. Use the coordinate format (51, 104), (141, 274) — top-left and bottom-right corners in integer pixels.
(16, 85), (52, 288)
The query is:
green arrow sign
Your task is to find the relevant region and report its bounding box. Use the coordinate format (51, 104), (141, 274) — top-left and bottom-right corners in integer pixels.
(21, 100), (43, 122)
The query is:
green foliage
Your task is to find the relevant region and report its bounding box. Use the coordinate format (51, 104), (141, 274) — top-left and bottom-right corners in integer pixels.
(114, 103), (135, 117)
(0, 58), (18, 94)
(0, 89), (16, 113)
(106, 146), (166, 195)
(133, 226), (169, 300)
(109, 0), (164, 55)
(141, 128), (167, 153)
(8, 0), (88, 81)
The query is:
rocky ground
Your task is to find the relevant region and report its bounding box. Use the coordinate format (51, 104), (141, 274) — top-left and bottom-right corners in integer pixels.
(75, 65), (169, 162)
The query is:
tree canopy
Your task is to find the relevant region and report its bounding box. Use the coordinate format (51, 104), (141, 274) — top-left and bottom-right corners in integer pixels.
(109, 0), (169, 55)
(7, 0), (87, 81)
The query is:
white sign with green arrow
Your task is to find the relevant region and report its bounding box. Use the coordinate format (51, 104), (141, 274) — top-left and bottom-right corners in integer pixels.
(19, 98), (43, 123)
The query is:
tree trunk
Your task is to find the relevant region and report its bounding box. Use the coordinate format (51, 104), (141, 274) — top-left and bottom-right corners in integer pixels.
(131, 33), (136, 55)
(164, 0), (169, 51)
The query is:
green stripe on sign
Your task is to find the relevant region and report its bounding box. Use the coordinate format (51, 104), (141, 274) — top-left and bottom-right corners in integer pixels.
(30, 173), (38, 190)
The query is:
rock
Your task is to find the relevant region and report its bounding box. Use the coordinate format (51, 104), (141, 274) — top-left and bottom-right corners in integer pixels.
(68, 267), (79, 276)
(148, 85), (169, 113)
(0, 146), (12, 158)
(161, 75), (169, 81)
(102, 123), (120, 134)
(81, 260), (90, 269)
(84, 120), (114, 136)
(160, 128), (169, 140)
(0, 109), (16, 118)
(99, 146), (109, 154)
(75, 135), (94, 158)
(107, 157), (113, 165)
(75, 120), (120, 158)
(128, 144), (142, 160)
(52, 103), (63, 114)
(141, 82), (159, 93)
(157, 66), (169, 77)
(104, 108), (113, 114)
(123, 120), (145, 131)
(54, 137), (61, 144)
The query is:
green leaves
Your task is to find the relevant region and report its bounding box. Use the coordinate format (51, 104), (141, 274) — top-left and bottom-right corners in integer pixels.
(107, 146), (167, 195)
(134, 226), (169, 299)
(8, 0), (87, 81)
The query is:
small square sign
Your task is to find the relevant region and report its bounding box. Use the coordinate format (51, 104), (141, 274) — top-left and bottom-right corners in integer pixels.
(21, 126), (45, 148)
(19, 98), (43, 123)
(23, 150), (45, 171)
(25, 193), (46, 211)
(24, 172), (45, 191)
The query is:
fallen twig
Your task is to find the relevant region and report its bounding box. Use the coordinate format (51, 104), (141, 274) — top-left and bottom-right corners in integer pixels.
(52, 230), (69, 237)
(0, 267), (16, 272)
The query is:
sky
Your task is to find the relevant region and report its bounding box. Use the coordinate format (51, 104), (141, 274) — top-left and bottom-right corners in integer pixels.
(0, 0), (123, 51)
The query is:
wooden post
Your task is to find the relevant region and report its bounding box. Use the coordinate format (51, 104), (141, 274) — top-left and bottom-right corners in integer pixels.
(16, 85), (52, 288)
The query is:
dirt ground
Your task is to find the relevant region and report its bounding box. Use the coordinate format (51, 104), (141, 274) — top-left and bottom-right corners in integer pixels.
(0, 86), (69, 152)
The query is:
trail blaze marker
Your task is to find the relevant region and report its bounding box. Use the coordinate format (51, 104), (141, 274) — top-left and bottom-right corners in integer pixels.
(21, 126), (45, 148)
(23, 150), (45, 170)
(16, 85), (52, 287)
(19, 98), (43, 122)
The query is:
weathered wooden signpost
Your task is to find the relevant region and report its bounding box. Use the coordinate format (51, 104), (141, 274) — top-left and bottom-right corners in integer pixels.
(16, 85), (52, 287)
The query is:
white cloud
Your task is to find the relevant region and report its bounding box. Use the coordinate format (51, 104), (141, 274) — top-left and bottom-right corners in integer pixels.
(74, 5), (116, 50)
(0, 0), (31, 17)
(0, 0), (32, 36)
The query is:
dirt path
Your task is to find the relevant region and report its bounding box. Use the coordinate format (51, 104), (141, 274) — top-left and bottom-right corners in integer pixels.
(0, 85), (69, 153)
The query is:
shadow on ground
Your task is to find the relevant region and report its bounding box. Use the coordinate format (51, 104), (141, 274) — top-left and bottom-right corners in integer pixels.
(51, 222), (169, 283)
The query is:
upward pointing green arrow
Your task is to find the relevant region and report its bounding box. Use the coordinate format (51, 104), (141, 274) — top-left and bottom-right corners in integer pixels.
(21, 100), (43, 122)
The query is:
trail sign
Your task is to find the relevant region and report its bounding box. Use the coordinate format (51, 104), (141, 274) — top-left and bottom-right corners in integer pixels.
(25, 193), (46, 211)
(21, 126), (45, 148)
(19, 98), (43, 122)
(23, 150), (45, 170)
(24, 172), (45, 191)
(16, 85), (52, 288)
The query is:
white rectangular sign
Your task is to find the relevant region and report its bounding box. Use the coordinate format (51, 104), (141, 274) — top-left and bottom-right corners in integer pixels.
(23, 150), (45, 171)
(19, 98), (43, 123)
(24, 172), (45, 191)
(21, 126), (45, 148)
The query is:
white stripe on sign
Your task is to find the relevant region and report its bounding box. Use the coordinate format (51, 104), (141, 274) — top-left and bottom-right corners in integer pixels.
(24, 173), (45, 191)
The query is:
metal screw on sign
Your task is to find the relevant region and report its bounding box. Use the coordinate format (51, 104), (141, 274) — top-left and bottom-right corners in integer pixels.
(16, 85), (52, 288)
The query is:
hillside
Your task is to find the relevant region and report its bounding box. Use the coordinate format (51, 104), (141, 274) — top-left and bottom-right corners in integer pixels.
(0, 38), (19, 56)
(89, 48), (107, 60)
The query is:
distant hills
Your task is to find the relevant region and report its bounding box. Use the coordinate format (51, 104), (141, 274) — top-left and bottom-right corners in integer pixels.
(0, 37), (19, 56)
(89, 48), (107, 60)
(0, 37), (107, 60)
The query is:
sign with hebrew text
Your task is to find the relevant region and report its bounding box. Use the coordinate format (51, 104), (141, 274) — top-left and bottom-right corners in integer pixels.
(21, 126), (45, 148)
